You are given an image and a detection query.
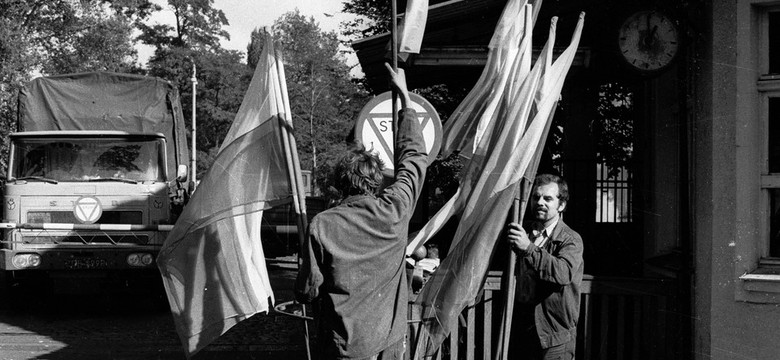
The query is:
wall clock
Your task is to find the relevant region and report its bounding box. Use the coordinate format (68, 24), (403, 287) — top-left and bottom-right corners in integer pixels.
(618, 10), (680, 74)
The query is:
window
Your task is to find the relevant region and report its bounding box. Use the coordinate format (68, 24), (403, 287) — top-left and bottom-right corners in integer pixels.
(760, 11), (780, 260)
(593, 83), (634, 223)
(595, 164), (633, 223)
(736, 1), (780, 299)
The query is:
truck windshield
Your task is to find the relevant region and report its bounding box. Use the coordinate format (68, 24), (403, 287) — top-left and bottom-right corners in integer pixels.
(10, 137), (166, 182)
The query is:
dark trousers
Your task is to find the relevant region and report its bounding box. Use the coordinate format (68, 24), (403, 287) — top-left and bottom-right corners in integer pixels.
(508, 322), (576, 360)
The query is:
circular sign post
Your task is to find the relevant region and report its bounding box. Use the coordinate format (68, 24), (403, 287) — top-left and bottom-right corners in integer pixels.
(355, 91), (442, 176)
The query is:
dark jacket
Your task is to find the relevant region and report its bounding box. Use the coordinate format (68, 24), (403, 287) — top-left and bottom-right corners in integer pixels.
(295, 108), (428, 359)
(515, 219), (584, 349)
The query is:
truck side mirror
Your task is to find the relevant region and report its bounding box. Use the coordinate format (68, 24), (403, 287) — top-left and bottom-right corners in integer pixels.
(176, 164), (188, 182)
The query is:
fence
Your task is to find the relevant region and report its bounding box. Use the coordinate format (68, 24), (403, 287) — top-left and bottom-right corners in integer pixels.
(408, 271), (682, 360)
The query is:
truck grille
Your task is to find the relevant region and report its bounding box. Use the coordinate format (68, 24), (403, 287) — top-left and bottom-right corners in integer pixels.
(27, 211), (143, 224)
(22, 234), (150, 245)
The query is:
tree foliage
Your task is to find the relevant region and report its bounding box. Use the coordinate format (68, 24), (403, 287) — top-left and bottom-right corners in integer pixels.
(140, 0), (247, 178)
(591, 82), (634, 176)
(248, 10), (368, 181)
(340, 0), (392, 40)
(0, 0), (151, 175)
(0, 1), (367, 188)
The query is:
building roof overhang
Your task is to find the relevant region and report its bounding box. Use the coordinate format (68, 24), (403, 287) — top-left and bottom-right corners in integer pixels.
(352, 0), (590, 92)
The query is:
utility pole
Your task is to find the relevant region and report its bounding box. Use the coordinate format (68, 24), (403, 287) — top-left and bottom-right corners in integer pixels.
(190, 61), (198, 188)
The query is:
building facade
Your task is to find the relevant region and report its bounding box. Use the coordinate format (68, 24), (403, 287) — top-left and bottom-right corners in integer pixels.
(352, 0), (780, 358)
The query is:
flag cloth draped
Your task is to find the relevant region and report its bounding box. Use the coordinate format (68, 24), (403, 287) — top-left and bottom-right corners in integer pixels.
(157, 31), (302, 357)
(406, 0), (585, 353)
(399, 0), (429, 54)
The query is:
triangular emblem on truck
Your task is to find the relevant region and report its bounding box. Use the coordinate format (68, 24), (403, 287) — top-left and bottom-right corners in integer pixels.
(74, 196), (103, 224)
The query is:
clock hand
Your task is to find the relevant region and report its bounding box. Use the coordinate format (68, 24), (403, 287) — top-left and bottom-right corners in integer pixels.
(644, 25), (659, 48)
(649, 25), (658, 39)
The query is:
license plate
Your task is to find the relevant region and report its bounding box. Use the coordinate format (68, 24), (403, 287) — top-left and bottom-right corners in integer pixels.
(64, 258), (109, 269)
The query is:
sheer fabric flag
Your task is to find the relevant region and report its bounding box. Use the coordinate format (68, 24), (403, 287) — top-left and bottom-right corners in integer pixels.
(157, 32), (296, 357)
(411, 12), (585, 354)
(438, 0), (539, 160)
(399, 0), (429, 53)
(407, 0), (534, 256)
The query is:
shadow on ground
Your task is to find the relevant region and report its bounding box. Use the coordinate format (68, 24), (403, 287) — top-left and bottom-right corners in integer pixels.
(0, 260), (310, 360)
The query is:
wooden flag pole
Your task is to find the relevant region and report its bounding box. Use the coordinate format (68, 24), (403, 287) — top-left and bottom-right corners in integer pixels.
(496, 102), (559, 359)
(391, 0), (399, 161)
(269, 29), (312, 360)
(496, 179), (530, 360)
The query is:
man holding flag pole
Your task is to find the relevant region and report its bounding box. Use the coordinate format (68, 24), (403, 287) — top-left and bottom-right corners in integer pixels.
(507, 174), (583, 360)
(295, 63), (429, 360)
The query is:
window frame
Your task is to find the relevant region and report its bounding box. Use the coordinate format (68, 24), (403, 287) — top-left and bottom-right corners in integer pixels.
(736, 0), (780, 301)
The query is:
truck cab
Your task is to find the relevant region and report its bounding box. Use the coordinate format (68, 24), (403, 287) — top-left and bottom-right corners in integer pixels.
(1, 71), (190, 292)
(1, 131), (179, 273)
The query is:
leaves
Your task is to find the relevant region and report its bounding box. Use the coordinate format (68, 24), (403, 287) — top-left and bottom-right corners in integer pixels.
(247, 11), (368, 177)
(591, 82), (634, 176)
(0, 1), (368, 187)
(341, 0), (392, 40)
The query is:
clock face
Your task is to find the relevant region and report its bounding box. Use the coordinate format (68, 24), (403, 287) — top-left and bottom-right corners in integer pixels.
(618, 11), (679, 72)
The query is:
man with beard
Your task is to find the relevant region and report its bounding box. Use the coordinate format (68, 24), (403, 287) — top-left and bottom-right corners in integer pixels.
(507, 173), (584, 360)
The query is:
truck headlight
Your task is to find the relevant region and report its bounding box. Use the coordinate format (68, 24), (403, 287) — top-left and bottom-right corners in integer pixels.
(12, 253), (41, 269)
(127, 252), (154, 267)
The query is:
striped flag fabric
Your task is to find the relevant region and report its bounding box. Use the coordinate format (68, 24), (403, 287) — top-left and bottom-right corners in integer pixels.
(156, 31), (303, 357)
(407, 0), (535, 259)
(407, 0), (585, 354)
(399, 0), (430, 54)
(437, 0), (534, 160)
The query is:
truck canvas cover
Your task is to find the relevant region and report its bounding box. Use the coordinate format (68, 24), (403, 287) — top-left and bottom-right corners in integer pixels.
(17, 71), (189, 179)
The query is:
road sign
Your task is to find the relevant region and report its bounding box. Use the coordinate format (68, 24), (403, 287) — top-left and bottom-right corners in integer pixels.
(355, 91), (442, 176)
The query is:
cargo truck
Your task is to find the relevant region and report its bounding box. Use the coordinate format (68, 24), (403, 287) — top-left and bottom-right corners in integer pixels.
(0, 72), (190, 293)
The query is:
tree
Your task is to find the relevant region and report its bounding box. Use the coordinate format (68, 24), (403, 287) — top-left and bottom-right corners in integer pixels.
(341, 0), (391, 40)
(140, 0), (247, 178)
(44, 3), (140, 74)
(0, 0), (150, 175)
(591, 82), (634, 177)
(248, 10), (367, 176)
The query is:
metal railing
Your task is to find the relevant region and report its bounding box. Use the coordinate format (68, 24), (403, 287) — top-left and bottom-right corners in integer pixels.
(408, 272), (681, 360)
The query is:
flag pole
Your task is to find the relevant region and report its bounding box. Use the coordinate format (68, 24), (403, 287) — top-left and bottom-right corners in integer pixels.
(391, 0), (399, 161)
(268, 28), (312, 360)
(496, 180), (528, 360)
(496, 104), (558, 360)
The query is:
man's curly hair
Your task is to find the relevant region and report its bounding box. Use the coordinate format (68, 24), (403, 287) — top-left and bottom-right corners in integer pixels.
(333, 141), (385, 198)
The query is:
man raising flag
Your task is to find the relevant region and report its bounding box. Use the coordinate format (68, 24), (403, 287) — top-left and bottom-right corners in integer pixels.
(295, 64), (429, 360)
(156, 30), (306, 357)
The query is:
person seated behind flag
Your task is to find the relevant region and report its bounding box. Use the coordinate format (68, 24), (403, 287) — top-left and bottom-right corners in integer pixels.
(506, 174), (584, 360)
(295, 63), (429, 360)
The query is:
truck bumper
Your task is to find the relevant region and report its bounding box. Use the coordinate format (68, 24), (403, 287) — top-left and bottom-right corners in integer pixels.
(0, 247), (160, 271)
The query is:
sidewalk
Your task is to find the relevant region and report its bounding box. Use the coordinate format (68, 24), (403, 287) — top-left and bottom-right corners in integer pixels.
(193, 257), (312, 359)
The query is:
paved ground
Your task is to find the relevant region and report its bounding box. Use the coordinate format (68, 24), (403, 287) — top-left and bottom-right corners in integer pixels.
(0, 258), (312, 360)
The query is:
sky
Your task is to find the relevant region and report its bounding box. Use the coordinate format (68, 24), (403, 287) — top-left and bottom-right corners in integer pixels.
(137, 0), (360, 72)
